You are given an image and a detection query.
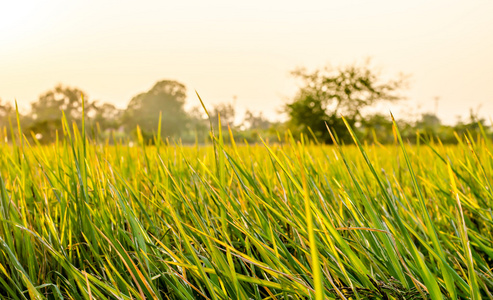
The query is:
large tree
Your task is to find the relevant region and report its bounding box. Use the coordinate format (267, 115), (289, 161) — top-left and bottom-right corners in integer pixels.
(285, 61), (407, 143)
(124, 80), (188, 140)
(28, 85), (97, 142)
(30, 85), (94, 123)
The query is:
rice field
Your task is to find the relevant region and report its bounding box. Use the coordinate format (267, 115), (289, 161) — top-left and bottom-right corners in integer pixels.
(0, 116), (492, 299)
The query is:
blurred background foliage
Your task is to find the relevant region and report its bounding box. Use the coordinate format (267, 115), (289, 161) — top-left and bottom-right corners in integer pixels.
(0, 61), (491, 145)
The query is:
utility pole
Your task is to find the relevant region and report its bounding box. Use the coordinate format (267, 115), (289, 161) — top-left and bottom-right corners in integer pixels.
(434, 96), (440, 115)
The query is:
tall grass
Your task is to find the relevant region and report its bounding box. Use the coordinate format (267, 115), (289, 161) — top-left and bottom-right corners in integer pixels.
(0, 111), (492, 299)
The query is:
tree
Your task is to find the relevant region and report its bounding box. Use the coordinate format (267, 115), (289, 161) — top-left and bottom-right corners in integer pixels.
(285, 61), (407, 143)
(243, 110), (271, 130)
(28, 85), (96, 143)
(91, 103), (123, 132)
(416, 113), (441, 137)
(125, 80), (188, 140)
(210, 102), (236, 130)
(359, 113), (395, 144)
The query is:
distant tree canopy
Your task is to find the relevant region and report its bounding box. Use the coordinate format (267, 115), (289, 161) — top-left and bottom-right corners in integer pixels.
(27, 85), (97, 142)
(285, 61), (407, 143)
(210, 102), (236, 130)
(0, 71), (490, 146)
(243, 110), (271, 130)
(91, 102), (122, 132)
(125, 80), (188, 139)
(31, 85), (94, 123)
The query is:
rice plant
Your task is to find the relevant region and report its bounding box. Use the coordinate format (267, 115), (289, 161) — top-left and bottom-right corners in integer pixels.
(0, 108), (492, 299)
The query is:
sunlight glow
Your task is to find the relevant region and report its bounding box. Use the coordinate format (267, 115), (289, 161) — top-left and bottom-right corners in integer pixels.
(1, 0), (492, 124)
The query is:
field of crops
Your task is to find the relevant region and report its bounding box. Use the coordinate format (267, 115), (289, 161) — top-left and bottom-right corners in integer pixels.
(0, 119), (492, 299)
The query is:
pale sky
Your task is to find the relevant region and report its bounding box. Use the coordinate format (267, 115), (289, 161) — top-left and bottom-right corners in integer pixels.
(1, 0), (492, 124)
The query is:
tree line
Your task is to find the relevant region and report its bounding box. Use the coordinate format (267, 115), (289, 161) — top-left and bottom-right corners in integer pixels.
(0, 61), (490, 145)
(284, 61), (491, 144)
(0, 80), (272, 144)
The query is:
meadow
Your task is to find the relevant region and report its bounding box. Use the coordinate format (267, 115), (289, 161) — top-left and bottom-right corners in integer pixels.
(0, 116), (492, 299)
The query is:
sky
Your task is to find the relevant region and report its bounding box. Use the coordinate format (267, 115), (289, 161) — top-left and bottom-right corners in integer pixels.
(1, 0), (492, 124)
